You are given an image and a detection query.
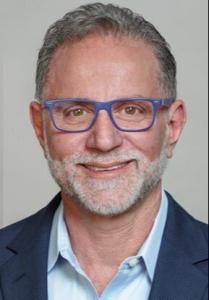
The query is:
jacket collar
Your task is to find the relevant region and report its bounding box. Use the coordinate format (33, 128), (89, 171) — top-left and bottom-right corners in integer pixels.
(0, 192), (208, 300)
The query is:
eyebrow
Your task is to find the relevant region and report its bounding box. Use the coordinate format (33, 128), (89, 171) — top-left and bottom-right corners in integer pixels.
(42, 94), (151, 102)
(73, 94), (148, 101)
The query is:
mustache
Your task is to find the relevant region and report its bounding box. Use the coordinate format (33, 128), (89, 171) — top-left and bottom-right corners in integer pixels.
(60, 150), (147, 165)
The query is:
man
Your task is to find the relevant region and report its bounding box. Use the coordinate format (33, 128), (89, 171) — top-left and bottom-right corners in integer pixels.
(0, 3), (208, 300)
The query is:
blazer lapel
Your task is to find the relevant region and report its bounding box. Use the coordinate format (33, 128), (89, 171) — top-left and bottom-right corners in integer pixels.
(149, 194), (208, 300)
(0, 194), (61, 300)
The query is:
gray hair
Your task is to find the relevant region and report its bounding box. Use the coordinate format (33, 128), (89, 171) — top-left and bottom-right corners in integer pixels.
(35, 2), (177, 101)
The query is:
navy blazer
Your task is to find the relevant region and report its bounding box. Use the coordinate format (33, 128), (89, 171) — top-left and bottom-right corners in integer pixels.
(0, 192), (208, 300)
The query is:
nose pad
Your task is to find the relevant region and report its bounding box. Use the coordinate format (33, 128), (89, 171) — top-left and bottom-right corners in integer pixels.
(86, 111), (123, 152)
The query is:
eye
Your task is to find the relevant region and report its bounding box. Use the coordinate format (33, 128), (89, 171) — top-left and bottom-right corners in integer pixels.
(124, 106), (140, 115)
(68, 108), (85, 117)
(123, 105), (146, 115)
(62, 106), (88, 118)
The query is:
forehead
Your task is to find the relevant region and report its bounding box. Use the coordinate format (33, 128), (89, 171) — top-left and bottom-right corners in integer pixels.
(43, 34), (161, 100)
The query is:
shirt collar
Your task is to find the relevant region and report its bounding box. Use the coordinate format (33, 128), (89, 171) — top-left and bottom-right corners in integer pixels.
(138, 190), (168, 280)
(48, 190), (168, 281)
(48, 201), (79, 272)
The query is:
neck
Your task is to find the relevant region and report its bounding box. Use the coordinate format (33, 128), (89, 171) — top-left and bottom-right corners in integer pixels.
(62, 184), (162, 273)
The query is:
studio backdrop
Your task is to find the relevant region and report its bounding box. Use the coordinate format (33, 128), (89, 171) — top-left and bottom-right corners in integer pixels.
(0, 0), (208, 227)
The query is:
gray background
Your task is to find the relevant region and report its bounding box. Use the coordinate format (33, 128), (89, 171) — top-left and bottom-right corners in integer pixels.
(0, 0), (208, 228)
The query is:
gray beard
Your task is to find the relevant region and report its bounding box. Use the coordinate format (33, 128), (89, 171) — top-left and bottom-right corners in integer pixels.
(45, 140), (168, 216)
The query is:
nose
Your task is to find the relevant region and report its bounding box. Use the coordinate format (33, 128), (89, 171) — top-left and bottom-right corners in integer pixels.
(86, 110), (123, 152)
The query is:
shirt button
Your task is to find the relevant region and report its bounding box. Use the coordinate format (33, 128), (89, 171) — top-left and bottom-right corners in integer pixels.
(128, 258), (139, 268)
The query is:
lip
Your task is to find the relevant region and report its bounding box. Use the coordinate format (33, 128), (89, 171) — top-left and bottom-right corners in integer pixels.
(78, 160), (135, 178)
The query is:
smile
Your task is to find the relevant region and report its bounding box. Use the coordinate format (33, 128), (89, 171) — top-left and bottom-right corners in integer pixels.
(79, 160), (135, 178)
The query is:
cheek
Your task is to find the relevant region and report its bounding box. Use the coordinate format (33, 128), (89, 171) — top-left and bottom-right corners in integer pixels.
(44, 127), (87, 160)
(124, 124), (167, 161)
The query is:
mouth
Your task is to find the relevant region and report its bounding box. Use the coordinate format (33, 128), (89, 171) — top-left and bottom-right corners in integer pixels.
(78, 160), (135, 178)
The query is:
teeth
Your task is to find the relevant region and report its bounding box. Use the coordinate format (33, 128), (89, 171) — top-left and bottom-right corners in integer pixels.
(86, 163), (127, 172)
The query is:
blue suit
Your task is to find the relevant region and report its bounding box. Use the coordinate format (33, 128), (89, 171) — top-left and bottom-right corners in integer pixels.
(0, 192), (208, 300)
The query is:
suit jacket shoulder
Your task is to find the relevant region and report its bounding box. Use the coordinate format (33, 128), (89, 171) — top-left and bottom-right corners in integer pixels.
(0, 194), (61, 300)
(149, 192), (208, 299)
(0, 208), (47, 267)
(0, 218), (27, 265)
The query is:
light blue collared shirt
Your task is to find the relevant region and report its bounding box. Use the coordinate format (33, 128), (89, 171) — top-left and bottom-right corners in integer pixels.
(48, 191), (168, 300)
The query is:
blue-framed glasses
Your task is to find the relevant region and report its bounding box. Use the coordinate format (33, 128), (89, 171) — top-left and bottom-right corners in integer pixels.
(42, 97), (175, 133)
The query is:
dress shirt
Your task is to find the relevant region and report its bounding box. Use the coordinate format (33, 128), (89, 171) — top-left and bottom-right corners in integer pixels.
(48, 190), (168, 300)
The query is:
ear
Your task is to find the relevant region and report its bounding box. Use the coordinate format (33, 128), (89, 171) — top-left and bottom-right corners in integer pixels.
(166, 100), (187, 158)
(30, 101), (45, 150)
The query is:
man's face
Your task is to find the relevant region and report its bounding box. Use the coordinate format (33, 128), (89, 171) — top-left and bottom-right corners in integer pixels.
(32, 34), (183, 216)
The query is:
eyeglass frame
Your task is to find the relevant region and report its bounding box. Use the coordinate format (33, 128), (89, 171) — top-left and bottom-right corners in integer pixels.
(42, 97), (175, 133)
